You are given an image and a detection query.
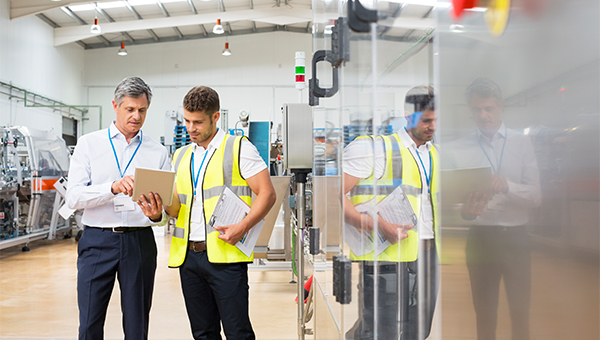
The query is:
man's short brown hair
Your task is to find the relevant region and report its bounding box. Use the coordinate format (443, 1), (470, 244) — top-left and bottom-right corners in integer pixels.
(183, 86), (220, 114)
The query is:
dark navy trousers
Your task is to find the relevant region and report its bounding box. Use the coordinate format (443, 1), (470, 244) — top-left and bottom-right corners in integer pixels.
(179, 249), (255, 340)
(77, 226), (157, 340)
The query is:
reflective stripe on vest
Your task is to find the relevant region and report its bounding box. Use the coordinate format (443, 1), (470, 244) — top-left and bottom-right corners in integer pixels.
(168, 135), (253, 267)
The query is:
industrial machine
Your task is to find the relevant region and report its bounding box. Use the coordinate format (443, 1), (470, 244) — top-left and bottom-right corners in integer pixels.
(0, 126), (72, 250)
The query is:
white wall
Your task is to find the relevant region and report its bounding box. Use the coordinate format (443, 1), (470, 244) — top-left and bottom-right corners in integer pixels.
(0, 0), (85, 134)
(83, 32), (313, 142)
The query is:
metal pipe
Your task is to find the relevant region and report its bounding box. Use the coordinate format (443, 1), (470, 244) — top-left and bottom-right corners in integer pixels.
(296, 180), (305, 339)
(0, 81), (86, 114)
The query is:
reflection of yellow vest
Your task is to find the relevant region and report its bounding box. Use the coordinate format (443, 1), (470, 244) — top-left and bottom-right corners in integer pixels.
(168, 135), (253, 268)
(348, 134), (440, 262)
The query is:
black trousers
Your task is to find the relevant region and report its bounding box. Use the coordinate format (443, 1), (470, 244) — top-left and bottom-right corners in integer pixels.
(466, 226), (531, 340)
(179, 249), (255, 340)
(346, 244), (439, 340)
(77, 226), (157, 340)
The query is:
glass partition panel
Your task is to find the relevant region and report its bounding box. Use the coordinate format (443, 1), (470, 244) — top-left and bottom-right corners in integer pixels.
(437, 0), (599, 339)
(310, 0), (346, 338)
(310, 0), (437, 339)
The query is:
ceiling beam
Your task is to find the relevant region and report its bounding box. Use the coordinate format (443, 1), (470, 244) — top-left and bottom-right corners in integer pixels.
(156, 1), (170, 17)
(36, 13), (60, 28)
(60, 6), (87, 25)
(122, 0), (160, 43)
(379, 3), (405, 38)
(11, 0), (114, 19)
(218, 0), (226, 12)
(148, 29), (160, 41)
(84, 26), (311, 49)
(54, 8), (316, 46)
(95, 6), (113, 22)
(94, 4), (135, 43)
(187, 0), (198, 14)
(122, 0), (142, 20)
(174, 27), (184, 39)
(155, 1), (184, 39)
(97, 35), (111, 46)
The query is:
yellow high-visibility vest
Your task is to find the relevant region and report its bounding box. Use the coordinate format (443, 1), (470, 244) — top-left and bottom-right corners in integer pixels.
(168, 135), (253, 267)
(348, 133), (440, 262)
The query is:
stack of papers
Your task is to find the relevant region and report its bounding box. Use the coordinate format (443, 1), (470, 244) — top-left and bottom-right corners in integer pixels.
(345, 186), (417, 256)
(208, 186), (264, 257)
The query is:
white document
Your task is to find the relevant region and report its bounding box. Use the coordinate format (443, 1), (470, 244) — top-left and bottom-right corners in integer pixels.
(208, 186), (264, 257)
(373, 186), (418, 255)
(344, 186), (418, 256)
(344, 200), (376, 257)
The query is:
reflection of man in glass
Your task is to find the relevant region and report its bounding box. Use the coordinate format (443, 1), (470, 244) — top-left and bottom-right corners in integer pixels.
(449, 78), (541, 340)
(343, 86), (439, 340)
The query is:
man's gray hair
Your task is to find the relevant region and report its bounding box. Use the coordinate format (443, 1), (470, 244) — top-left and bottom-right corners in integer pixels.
(465, 77), (503, 104)
(114, 77), (153, 107)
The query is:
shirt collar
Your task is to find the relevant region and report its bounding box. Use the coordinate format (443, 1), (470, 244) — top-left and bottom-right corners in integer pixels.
(193, 128), (225, 152)
(477, 122), (506, 142)
(398, 128), (433, 152)
(109, 121), (142, 142)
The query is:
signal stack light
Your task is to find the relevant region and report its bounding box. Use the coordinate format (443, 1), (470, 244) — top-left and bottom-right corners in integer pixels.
(295, 51), (306, 90)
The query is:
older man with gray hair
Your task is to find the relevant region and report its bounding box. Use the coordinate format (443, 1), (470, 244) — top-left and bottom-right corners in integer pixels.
(66, 76), (170, 340)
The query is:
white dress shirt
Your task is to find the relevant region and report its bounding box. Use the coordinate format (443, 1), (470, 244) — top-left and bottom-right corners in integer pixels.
(444, 122), (542, 226)
(343, 129), (435, 239)
(66, 121), (171, 227)
(186, 128), (267, 241)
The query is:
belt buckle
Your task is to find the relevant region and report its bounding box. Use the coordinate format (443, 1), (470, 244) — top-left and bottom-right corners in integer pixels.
(191, 241), (205, 252)
(112, 227), (125, 233)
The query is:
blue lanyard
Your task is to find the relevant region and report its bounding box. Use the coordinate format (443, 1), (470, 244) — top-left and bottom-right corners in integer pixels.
(476, 126), (507, 174)
(108, 127), (142, 178)
(191, 148), (209, 195)
(415, 149), (432, 193)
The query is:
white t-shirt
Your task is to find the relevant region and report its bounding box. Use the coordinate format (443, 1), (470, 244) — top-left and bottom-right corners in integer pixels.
(181, 128), (267, 241)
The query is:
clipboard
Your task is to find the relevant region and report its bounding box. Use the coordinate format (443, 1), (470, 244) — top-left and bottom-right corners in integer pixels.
(209, 186), (264, 257)
(131, 167), (176, 205)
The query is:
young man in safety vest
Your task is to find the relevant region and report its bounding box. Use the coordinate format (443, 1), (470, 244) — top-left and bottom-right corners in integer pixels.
(163, 86), (276, 339)
(343, 86), (439, 340)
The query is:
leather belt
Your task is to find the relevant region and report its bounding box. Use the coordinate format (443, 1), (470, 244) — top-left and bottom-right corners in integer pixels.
(422, 239), (435, 251)
(364, 263), (398, 274)
(189, 241), (206, 252)
(86, 226), (148, 233)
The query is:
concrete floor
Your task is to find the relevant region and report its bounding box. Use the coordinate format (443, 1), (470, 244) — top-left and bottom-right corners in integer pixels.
(0, 231), (598, 340)
(0, 233), (299, 340)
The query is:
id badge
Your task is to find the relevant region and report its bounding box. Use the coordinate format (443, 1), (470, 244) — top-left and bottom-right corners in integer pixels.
(114, 195), (136, 212)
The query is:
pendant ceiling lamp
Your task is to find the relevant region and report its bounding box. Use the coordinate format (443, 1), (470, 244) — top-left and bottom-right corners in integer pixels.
(213, 19), (224, 34)
(90, 17), (101, 34)
(222, 42), (231, 56)
(117, 42), (128, 56)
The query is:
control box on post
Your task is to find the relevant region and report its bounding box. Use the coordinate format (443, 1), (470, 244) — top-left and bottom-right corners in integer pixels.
(281, 103), (313, 170)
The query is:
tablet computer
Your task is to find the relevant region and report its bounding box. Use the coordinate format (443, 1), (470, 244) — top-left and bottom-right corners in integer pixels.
(131, 167), (176, 206)
(440, 166), (493, 206)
